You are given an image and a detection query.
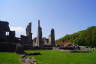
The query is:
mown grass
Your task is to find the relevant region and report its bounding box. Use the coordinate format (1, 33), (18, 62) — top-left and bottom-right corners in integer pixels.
(0, 50), (96, 64)
(26, 50), (96, 64)
(0, 52), (20, 64)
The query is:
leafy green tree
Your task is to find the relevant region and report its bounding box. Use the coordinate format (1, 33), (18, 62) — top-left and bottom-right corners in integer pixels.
(56, 26), (96, 47)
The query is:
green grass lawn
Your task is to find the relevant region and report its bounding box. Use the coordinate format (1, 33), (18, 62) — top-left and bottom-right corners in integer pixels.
(0, 52), (20, 64)
(0, 50), (96, 64)
(27, 50), (96, 64)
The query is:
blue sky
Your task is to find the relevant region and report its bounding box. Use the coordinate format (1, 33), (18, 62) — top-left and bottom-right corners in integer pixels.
(0, 0), (96, 39)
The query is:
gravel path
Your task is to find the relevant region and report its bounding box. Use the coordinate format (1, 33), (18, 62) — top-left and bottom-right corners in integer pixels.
(21, 55), (37, 64)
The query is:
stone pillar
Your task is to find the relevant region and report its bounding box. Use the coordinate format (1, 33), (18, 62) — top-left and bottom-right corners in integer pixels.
(26, 22), (32, 41)
(25, 22), (33, 48)
(51, 28), (56, 47)
(36, 20), (43, 47)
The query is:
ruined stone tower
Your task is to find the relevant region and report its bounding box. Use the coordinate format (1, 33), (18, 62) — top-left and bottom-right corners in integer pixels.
(26, 22), (32, 42)
(36, 20), (43, 47)
(50, 28), (56, 47)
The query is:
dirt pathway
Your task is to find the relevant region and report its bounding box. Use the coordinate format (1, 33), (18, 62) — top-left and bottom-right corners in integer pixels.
(21, 55), (37, 64)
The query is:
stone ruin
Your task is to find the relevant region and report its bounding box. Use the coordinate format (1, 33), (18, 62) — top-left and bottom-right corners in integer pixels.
(0, 21), (18, 51)
(32, 20), (56, 49)
(0, 21), (32, 52)
(0, 20), (56, 52)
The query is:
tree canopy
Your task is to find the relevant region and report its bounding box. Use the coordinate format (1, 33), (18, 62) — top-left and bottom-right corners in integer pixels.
(56, 26), (96, 47)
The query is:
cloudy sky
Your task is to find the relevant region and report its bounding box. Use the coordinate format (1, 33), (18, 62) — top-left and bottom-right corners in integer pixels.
(0, 0), (96, 39)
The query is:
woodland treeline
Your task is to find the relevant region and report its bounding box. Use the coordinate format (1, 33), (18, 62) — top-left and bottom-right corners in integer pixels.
(57, 26), (96, 47)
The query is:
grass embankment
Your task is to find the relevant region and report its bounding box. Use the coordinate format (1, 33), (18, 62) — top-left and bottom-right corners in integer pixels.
(26, 50), (96, 64)
(0, 52), (20, 64)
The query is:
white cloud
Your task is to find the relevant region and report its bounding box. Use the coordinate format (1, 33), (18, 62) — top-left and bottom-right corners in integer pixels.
(10, 26), (25, 37)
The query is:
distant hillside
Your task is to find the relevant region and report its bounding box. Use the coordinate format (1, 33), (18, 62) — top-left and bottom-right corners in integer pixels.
(56, 26), (96, 47)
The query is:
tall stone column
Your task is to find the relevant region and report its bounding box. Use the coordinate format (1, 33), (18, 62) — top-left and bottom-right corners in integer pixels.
(26, 22), (32, 46)
(36, 20), (43, 47)
(51, 28), (56, 47)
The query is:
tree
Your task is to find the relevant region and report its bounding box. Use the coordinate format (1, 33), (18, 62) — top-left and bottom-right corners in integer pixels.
(56, 26), (96, 47)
